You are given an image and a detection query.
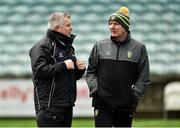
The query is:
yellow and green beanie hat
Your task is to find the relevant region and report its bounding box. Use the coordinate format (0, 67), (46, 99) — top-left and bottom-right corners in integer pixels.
(109, 7), (130, 32)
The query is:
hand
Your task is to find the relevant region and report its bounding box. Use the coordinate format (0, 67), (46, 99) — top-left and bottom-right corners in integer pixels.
(64, 59), (74, 69)
(76, 60), (86, 70)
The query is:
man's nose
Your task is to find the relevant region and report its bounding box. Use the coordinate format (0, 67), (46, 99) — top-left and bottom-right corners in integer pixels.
(109, 24), (114, 29)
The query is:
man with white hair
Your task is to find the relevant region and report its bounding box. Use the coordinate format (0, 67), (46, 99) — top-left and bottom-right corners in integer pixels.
(29, 12), (86, 127)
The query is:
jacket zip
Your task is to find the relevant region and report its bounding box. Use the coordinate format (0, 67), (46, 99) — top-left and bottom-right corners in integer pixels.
(68, 48), (74, 105)
(69, 70), (72, 105)
(57, 40), (72, 105)
(116, 44), (120, 60)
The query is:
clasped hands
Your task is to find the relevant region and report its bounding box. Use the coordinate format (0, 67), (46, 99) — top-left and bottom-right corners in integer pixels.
(64, 59), (85, 70)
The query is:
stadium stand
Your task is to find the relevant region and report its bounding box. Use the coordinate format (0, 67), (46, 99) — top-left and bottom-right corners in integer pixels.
(0, 0), (180, 77)
(0, 0), (180, 118)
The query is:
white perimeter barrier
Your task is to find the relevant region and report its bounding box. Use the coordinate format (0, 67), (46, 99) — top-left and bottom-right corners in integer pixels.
(0, 79), (93, 117)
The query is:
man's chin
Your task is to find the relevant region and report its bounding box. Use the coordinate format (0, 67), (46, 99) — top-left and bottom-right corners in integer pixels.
(66, 33), (71, 37)
(111, 34), (117, 38)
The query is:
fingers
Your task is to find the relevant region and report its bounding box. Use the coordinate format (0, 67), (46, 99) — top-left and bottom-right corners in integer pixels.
(64, 59), (74, 69)
(64, 59), (86, 70)
(76, 60), (86, 70)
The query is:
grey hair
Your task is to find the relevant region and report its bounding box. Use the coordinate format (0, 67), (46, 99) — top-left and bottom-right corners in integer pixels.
(48, 12), (70, 30)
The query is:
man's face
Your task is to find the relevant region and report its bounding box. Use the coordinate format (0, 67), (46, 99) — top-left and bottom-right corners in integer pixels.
(109, 20), (126, 38)
(58, 17), (72, 37)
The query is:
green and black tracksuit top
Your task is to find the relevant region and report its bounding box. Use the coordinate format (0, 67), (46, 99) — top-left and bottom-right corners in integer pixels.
(86, 34), (150, 112)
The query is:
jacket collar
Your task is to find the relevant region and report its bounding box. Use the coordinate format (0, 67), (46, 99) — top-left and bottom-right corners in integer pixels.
(46, 29), (76, 47)
(111, 33), (131, 45)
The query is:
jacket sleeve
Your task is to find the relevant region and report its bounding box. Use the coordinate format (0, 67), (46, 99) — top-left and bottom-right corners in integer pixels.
(29, 44), (66, 79)
(75, 68), (86, 80)
(85, 43), (99, 96)
(133, 44), (151, 98)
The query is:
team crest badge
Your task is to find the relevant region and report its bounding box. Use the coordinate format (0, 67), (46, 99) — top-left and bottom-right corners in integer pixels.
(127, 51), (133, 59)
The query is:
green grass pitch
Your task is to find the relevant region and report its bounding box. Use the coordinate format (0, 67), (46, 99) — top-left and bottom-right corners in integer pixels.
(0, 118), (180, 127)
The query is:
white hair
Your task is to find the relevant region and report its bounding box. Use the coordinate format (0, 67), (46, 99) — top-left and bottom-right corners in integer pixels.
(48, 12), (70, 30)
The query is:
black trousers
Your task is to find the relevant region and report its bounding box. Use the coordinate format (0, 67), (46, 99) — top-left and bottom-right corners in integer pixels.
(36, 106), (73, 127)
(94, 108), (133, 127)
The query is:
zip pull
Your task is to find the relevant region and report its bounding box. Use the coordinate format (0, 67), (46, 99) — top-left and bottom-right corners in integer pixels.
(131, 84), (134, 89)
(52, 42), (55, 46)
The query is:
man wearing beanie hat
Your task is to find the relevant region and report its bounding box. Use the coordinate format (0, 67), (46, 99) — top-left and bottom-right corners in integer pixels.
(109, 6), (130, 32)
(86, 7), (150, 127)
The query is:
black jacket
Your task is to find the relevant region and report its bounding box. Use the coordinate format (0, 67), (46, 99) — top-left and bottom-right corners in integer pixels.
(86, 34), (150, 112)
(29, 29), (85, 112)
